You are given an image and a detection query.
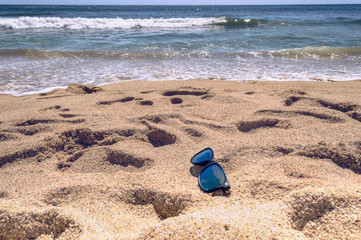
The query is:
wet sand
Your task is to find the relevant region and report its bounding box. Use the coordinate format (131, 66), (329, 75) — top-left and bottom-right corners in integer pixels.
(0, 79), (361, 239)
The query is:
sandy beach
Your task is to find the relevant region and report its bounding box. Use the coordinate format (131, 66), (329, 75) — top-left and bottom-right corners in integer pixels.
(0, 79), (361, 239)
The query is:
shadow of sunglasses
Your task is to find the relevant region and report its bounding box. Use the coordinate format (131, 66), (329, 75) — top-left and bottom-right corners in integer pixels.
(190, 148), (230, 193)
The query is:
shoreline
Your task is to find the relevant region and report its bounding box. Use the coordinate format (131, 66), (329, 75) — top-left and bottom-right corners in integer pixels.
(2, 78), (361, 97)
(1, 79), (361, 239)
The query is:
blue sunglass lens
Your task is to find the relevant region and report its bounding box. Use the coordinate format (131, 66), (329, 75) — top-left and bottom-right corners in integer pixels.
(191, 148), (213, 165)
(199, 164), (228, 192)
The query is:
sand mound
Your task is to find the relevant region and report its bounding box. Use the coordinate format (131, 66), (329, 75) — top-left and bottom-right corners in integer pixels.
(285, 187), (361, 239)
(116, 188), (192, 220)
(299, 141), (361, 174)
(0, 207), (80, 240)
(66, 84), (103, 94)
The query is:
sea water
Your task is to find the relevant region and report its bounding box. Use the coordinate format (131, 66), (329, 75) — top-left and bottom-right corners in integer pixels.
(0, 4), (360, 95)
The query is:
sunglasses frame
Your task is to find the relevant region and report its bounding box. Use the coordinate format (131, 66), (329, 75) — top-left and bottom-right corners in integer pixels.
(190, 148), (230, 193)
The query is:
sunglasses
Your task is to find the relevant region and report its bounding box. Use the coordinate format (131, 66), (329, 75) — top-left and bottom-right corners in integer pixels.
(190, 147), (230, 193)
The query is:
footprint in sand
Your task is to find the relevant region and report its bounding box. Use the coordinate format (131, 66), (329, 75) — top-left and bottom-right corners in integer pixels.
(57, 148), (155, 172)
(146, 129), (177, 147)
(256, 110), (343, 123)
(284, 96), (303, 106)
(43, 105), (71, 112)
(139, 100), (154, 106)
(0, 128), (134, 168)
(236, 118), (290, 133)
(0, 132), (16, 141)
(317, 99), (361, 122)
(298, 141), (361, 174)
(59, 113), (80, 118)
(162, 88), (209, 97)
(171, 97), (183, 104)
(98, 96), (134, 105)
(163, 87), (214, 100)
(283, 95), (361, 122)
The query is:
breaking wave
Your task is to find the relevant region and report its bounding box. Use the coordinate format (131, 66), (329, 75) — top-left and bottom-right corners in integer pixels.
(0, 16), (268, 30)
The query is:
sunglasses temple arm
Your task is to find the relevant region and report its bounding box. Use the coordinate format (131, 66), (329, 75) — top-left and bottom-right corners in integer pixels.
(221, 187), (231, 195)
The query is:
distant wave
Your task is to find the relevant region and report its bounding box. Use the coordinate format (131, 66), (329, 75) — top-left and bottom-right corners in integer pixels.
(0, 12), (55, 17)
(213, 17), (268, 27)
(350, 19), (361, 24)
(0, 16), (270, 30)
(1, 47), (361, 60)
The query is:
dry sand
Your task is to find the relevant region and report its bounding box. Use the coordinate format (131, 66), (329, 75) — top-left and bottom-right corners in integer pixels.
(0, 79), (361, 239)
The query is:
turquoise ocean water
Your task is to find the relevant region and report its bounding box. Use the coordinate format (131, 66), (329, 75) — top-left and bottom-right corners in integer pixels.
(0, 5), (360, 95)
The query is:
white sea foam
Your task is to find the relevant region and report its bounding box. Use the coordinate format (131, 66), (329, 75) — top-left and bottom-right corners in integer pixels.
(2, 50), (360, 96)
(0, 16), (225, 29)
